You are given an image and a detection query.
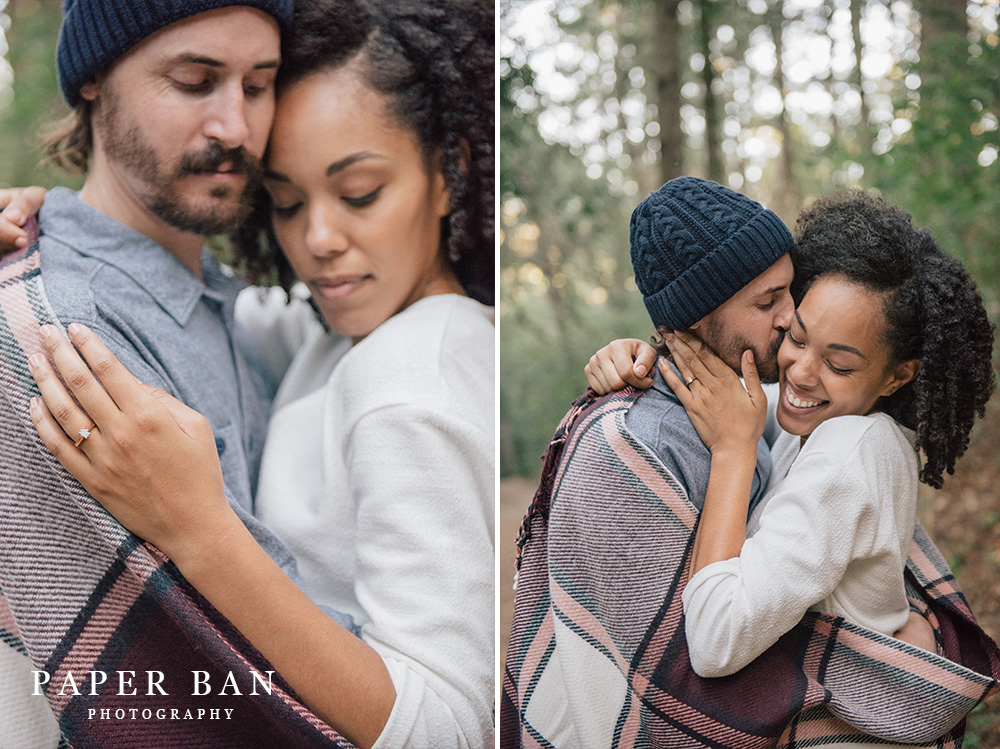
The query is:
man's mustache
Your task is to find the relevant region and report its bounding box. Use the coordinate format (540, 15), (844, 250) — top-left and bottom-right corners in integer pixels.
(177, 143), (263, 182)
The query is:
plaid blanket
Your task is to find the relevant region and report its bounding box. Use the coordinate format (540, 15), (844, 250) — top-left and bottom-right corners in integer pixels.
(501, 388), (1000, 748)
(0, 220), (352, 748)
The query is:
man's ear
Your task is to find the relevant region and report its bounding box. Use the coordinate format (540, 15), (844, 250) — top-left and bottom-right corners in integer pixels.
(79, 79), (100, 102)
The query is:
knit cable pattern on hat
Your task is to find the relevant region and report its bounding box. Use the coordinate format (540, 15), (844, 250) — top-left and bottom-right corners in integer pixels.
(630, 177), (793, 330)
(57, 0), (294, 106)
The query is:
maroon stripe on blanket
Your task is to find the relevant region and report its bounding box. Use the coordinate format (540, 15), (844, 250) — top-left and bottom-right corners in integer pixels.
(0, 218), (354, 747)
(503, 387), (1000, 749)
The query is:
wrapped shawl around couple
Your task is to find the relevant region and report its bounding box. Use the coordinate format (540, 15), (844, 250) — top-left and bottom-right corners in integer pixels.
(501, 388), (1000, 748)
(0, 221), (353, 748)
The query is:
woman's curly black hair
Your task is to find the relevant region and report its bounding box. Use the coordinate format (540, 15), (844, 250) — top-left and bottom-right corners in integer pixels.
(791, 190), (995, 488)
(231, 0), (494, 306)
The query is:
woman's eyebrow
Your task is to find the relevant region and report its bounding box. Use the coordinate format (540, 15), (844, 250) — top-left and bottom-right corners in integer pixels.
(795, 311), (867, 359)
(325, 151), (384, 177)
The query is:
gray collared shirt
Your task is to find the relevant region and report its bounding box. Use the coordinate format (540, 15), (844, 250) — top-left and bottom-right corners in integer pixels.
(625, 359), (771, 515)
(36, 188), (335, 613)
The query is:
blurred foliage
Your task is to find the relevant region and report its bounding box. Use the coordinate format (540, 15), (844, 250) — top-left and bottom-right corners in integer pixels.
(0, 0), (81, 191)
(500, 1), (1000, 740)
(500, 0), (1000, 477)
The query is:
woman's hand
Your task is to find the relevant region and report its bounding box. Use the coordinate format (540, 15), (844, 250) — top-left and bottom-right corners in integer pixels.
(585, 338), (658, 394)
(0, 187), (47, 252)
(27, 323), (238, 564)
(659, 330), (767, 456)
(894, 610), (937, 653)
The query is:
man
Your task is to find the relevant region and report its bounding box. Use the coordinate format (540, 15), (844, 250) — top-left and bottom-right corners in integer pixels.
(501, 177), (997, 747)
(0, 2), (352, 745)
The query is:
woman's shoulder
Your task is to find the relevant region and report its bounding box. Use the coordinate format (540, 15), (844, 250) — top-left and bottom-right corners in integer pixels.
(331, 294), (494, 418)
(801, 412), (917, 476)
(808, 412), (910, 447)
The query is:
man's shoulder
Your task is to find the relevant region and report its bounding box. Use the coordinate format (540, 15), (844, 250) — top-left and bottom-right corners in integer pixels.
(625, 382), (708, 458)
(37, 232), (153, 329)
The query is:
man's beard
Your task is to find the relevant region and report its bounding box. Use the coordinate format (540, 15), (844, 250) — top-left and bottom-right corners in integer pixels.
(699, 319), (784, 384)
(97, 91), (262, 236)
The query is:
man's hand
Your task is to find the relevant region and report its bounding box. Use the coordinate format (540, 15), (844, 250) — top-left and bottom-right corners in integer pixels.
(0, 186), (47, 252)
(893, 610), (937, 653)
(585, 338), (658, 394)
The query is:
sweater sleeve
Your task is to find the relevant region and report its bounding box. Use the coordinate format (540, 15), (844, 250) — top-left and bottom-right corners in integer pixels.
(681, 418), (890, 677)
(234, 285), (324, 387)
(343, 404), (494, 749)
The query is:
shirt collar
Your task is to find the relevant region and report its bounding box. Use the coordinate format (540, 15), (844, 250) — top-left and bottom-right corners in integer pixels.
(39, 187), (245, 325)
(650, 357), (684, 404)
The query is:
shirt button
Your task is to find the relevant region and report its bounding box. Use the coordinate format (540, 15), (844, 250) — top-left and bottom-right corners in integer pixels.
(215, 437), (226, 456)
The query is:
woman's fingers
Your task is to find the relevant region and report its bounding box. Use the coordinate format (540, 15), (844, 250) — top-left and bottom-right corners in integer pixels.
(35, 324), (125, 427)
(672, 330), (727, 378)
(0, 187), (46, 252)
(45, 323), (151, 418)
(741, 350), (765, 404)
(658, 358), (692, 407)
(28, 348), (100, 446)
(664, 333), (712, 386)
(28, 392), (93, 477)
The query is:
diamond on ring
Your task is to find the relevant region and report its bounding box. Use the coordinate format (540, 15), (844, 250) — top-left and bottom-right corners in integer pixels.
(78, 427), (91, 440)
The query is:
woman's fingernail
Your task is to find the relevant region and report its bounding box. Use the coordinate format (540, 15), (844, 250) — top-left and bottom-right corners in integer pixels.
(29, 396), (39, 414)
(15, 236), (27, 249)
(635, 364), (647, 377)
(38, 325), (52, 341)
(67, 322), (81, 337)
(28, 353), (44, 370)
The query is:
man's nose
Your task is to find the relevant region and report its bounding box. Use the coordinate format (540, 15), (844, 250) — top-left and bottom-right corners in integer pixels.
(203, 85), (251, 149)
(774, 291), (794, 332)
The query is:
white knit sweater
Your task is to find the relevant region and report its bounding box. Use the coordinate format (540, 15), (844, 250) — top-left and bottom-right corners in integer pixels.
(683, 411), (918, 680)
(242, 292), (495, 749)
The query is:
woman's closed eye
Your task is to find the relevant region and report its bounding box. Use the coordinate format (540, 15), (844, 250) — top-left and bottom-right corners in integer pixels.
(271, 201), (303, 219)
(825, 360), (853, 376)
(342, 187), (381, 208)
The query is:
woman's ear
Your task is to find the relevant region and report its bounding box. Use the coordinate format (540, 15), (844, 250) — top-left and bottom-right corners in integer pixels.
(884, 358), (921, 397)
(431, 150), (452, 218)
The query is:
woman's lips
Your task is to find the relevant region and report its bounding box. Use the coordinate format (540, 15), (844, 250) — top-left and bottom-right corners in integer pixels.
(311, 274), (371, 301)
(782, 382), (827, 412)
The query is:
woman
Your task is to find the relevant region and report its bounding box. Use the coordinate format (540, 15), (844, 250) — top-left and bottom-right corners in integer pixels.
(592, 190), (994, 699)
(23, 1), (494, 747)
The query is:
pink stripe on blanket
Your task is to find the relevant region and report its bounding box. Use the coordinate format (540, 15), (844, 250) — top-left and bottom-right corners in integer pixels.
(908, 540), (966, 607)
(651, 689), (776, 748)
(0, 280), (48, 360)
(549, 578), (633, 676)
(47, 569), (148, 713)
(0, 246), (39, 285)
(137, 552), (341, 739)
(0, 593), (18, 634)
(832, 624), (991, 699)
(601, 415), (698, 532)
(516, 609), (555, 696)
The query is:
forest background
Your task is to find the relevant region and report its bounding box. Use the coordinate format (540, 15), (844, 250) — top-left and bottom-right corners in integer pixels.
(0, 0), (998, 741)
(498, 0), (1000, 742)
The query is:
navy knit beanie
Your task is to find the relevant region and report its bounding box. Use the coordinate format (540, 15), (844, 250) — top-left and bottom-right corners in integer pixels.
(57, 0), (295, 107)
(630, 177), (793, 330)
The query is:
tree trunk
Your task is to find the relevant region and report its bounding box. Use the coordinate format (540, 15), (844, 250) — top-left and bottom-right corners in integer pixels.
(850, 0), (875, 157)
(768, 1), (802, 222)
(653, 0), (684, 182)
(699, 0), (724, 183)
